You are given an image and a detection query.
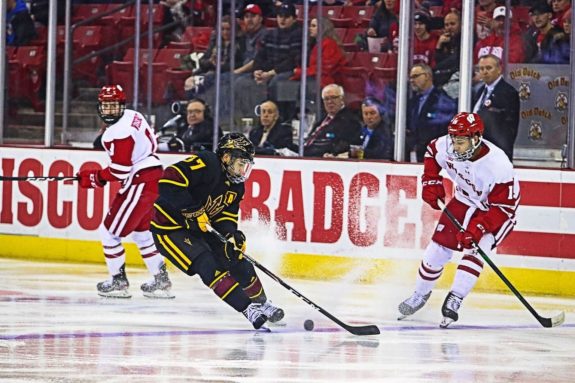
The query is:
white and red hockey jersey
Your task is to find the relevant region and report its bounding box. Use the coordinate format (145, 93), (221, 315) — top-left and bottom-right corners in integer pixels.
(425, 135), (520, 234)
(99, 109), (161, 192)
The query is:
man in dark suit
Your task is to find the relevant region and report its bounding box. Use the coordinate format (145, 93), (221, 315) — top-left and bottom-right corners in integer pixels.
(407, 63), (458, 162)
(248, 100), (294, 155)
(303, 84), (362, 158)
(472, 54), (519, 161)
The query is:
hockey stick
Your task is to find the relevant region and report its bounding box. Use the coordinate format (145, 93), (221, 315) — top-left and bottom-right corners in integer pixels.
(206, 225), (380, 336)
(438, 200), (565, 328)
(0, 175), (78, 182)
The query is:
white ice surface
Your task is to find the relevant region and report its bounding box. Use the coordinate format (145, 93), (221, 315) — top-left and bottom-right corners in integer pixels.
(0, 258), (573, 383)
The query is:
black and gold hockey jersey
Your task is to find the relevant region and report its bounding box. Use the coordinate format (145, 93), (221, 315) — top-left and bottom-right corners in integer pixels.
(150, 151), (244, 236)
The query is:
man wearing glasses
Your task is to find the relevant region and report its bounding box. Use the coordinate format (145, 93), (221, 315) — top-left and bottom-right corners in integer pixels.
(302, 84), (362, 158)
(406, 63), (457, 162)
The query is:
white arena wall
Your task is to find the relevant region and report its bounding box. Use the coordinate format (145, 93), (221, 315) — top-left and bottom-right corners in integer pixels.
(1, 147), (574, 296)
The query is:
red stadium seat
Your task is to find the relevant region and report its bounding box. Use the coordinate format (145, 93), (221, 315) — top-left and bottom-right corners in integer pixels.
(342, 28), (365, 52)
(138, 48), (190, 104)
(340, 6), (374, 28)
(182, 26), (213, 52)
(335, 66), (368, 109)
(8, 46), (46, 111)
(165, 68), (193, 100)
(72, 26), (106, 85)
(72, 3), (110, 25)
(105, 48), (159, 103)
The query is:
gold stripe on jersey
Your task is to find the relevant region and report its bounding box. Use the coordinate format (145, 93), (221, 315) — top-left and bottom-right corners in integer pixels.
(156, 234), (191, 270)
(154, 203), (180, 224)
(214, 210), (239, 224)
(221, 282), (240, 300)
(208, 270), (228, 288)
(151, 203), (184, 230)
(159, 165), (189, 187)
(244, 276), (264, 299)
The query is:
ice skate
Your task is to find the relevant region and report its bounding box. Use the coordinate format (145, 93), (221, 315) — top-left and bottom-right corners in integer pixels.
(141, 263), (175, 299)
(440, 291), (463, 328)
(260, 300), (285, 323)
(97, 264), (131, 298)
(398, 291), (431, 320)
(243, 303), (268, 329)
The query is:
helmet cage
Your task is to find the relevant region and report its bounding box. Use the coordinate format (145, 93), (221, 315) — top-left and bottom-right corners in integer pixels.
(97, 85), (126, 124)
(217, 133), (255, 183)
(447, 112), (484, 161)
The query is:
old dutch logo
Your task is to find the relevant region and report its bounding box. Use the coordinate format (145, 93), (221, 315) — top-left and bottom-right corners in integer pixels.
(555, 92), (568, 112)
(518, 82), (531, 101)
(528, 121), (543, 141)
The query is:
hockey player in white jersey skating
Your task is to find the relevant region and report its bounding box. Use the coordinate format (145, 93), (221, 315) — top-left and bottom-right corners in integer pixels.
(76, 85), (174, 299)
(398, 112), (520, 328)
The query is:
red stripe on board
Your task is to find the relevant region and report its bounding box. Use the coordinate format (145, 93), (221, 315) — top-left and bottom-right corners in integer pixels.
(498, 231), (575, 259)
(520, 182), (575, 208)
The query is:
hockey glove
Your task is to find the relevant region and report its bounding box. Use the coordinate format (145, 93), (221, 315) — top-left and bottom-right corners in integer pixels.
(456, 219), (487, 250)
(77, 169), (107, 189)
(422, 175), (445, 210)
(182, 208), (210, 233)
(224, 230), (246, 263)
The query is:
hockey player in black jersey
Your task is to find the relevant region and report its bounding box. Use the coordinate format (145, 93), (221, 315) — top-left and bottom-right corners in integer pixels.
(150, 133), (284, 329)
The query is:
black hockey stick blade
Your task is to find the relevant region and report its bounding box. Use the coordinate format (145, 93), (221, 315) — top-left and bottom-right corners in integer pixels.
(438, 200), (565, 328)
(0, 175), (78, 182)
(207, 225), (380, 336)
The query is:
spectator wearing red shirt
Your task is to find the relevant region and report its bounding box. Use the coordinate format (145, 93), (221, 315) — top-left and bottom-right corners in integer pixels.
(551, 0), (571, 29)
(475, 0), (499, 41)
(413, 11), (438, 67)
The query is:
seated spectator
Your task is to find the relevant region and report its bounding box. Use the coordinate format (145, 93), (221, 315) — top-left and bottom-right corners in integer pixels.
(248, 100), (294, 155)
(406, 63), (457, 162)
(291, 17), (346, 90)
(6, 0), (37, 46)
(541, 11), (571, 63)
(551, 0), (571, 29)
(158, 98), (222, 152)
(235, 2), (302, 118)
(474, 6), (528, 64)
(527, 2), (566, 63)
(356, 97), (394, 160)
(434, 10), (462, 86)
(413, 11), (438, 67)
(234, 4), (267, 75)
(366, 0), (399, 52)
(475, 0), (499, 41)
(184, 15), (242, 97)
(29, 0), (65, 26)
(302, 84), (362, 158)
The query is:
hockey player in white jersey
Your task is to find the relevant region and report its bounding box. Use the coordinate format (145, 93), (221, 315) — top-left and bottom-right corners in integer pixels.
(398, 111), (520, 328)
(76, 85), (174, 299)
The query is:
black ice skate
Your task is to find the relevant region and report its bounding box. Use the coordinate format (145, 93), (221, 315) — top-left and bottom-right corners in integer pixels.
(440, 291), (463, 328)
(97, 264), (131, 298)
(398, 291), (431, 320)
(243, 303), (268, 329)
(260, 300), (285, 323)
(141, 263), (175, 299)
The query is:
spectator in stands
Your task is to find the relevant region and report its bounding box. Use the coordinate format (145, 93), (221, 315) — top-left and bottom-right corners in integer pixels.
(356, 97), (394, 160)
(159, 98), (223, 152)
(551, 0), (571, 29)
(474, 6), (528, 63)
(29, 0), (65, 26)
(434, 10), (462, 86)
(303, 84), (362, 158)
(291, 17), (346, 92)
(413, 11), (438, 67)
(475, 0), (499, 40)
(234, 4), (266, 75)
(406, 63), (457, 162)
(366, 0), (399, 52)
(248, 100), (294, 155)
(235, 2), (302, 118)
(6, 0), (37, 46)
(472, 54), (519, 161)
(527, 2), (566, 63)
(161, 0), (192, 43)
(541, 10), (571, 63)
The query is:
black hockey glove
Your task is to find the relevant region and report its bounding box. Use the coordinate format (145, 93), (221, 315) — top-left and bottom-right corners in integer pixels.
(182, 208), (210, 233)
(224, 230), (246, 263)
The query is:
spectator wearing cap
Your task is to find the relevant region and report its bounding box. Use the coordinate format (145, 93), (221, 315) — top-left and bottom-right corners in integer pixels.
(527, 2), (566, 63)
(6, 0), (37, 46)
(413, 11), (438, 67)
(358, 97), (394, 160)
(235, 4), (266, 75)
(235, 2), (303, 118)
(473, 6), (528, 63)
(472, 54), (519, 161)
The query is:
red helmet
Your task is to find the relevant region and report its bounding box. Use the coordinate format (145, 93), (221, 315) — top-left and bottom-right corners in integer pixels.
(447, 112), (484, 137)
(97, 85), (126, 124)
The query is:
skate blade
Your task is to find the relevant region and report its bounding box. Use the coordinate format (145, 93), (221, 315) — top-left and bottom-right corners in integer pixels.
(439, 317), (455, 328)
(397, 314), (410, 321)
(98, 290), (132, 299)
(142, 290), (175, 299)
(257, 326), (272, 332)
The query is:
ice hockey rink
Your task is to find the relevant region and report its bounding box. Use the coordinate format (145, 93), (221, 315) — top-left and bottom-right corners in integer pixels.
(0, 257), (573, 383)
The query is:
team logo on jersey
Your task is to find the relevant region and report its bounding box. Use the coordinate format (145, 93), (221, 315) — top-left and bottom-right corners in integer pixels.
(528, 121), (543, 141)
(555, 92), (568, 112)
(204, 191), (237, 217)
(518, 82), (531, 101)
